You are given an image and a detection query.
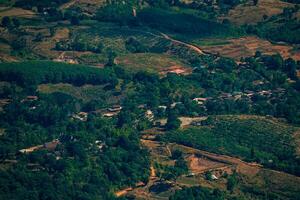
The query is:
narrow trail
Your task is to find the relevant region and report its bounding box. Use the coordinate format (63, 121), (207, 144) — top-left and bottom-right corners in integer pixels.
(160, 33), (205, 55)
(114, 164), (158, 197)
(59, 0), (78, 10)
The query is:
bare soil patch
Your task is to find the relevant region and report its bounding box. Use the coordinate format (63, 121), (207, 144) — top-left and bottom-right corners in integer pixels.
(159, 65), (192, 76)
(178, 117), (207, 128)
(187, 154), (227, 173)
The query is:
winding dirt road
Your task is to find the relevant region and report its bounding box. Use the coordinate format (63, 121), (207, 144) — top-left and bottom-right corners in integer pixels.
(160, 33), (205, 55)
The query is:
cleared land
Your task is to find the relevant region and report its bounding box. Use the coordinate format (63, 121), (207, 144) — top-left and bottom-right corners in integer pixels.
(0, 7), (36, 18)
(196, 36), (300, 61)
(116, 53), (192, 74)
(136, 138), (300, 199)
(221, 0), (295, 25)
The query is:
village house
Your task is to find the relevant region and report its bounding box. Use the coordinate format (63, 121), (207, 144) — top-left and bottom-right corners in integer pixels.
(158, 105), (167, 111)
(19, 139), (60, 154)
(44, 139), (60, 151)
(145, 110), (154, 121)
(103, 112), (118, 117)
(171, 102), (182, 108)
(108, 105), (122, 112)
(193, 97), (207, 105)
(21, 95), (38, 103)
(101, 105), (123, 117)
(95, 140), (105, 151)
(258, 90), (272, 96)
(219, 93), (232, 99)
(72, 112), (88, 121)
(244, 90), (255, 98)
(53, 53), (78, 64)
(19, 145), (43, 154)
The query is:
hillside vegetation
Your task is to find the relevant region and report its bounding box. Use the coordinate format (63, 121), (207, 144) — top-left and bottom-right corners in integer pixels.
(160, 116), (300, 176)
(0, 0), (300, 199)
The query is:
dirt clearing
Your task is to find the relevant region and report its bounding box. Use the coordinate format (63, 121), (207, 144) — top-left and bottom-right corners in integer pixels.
(187, 154), (228, 174)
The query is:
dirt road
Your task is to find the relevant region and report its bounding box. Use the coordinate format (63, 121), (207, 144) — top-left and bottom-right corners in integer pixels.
(160, 33), (205, 55)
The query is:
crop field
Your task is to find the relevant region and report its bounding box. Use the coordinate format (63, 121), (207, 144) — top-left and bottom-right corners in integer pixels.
(0, 7), (36, 18)
(195, 36), (300, 61)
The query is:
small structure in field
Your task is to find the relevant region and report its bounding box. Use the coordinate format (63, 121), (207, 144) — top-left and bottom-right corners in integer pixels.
(145, 110), (154, 121)
(19, 145), (44, 154)
(44, 139), (60, 151)
(171, 102), (182, 108)
(19, 139), (60, 154)
(72, 112), (88, 121)
(108, 105), (122, 112)
(102, 105), (123, 117)
(193, 97), (207, 105)
(21, 96), (38, 103)
(53, 53), (78, 64)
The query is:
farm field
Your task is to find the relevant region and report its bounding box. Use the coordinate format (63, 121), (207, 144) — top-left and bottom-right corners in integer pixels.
(195, 36), (300, 61)
(133, 137), (300, 200)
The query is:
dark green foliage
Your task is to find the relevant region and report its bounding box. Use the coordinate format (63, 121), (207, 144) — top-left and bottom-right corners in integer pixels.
(0, 84), (150, 200)
(1, 16), (11, 28)
(125, 37), (148, 53)
(0, 61), (118, 88)
(138, 8), (242, 37)
(166, 110), (181, 130)
(216, 57), (237, 73)
(95, 2), (135, 26)
(227, 173), (238, 191)
(106, 49), (117, 66)
(70, 16), (80, 25)
(170, 186), (226, 200)
(14, 0), (69, 10)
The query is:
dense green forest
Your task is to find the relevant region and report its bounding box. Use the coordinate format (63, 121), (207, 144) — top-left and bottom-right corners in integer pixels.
(0, 63), (150, 200)
(0, 61), (118, 88)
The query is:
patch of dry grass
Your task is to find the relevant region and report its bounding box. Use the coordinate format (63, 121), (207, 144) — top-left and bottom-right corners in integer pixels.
(221, 0), (294, 25)
(115, 53), (191, 73)
(0, 7), (36, 18)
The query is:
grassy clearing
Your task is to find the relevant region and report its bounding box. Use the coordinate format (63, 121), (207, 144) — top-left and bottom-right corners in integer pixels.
(115, 53), (190, 73)
(38, 83), (116, 103)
